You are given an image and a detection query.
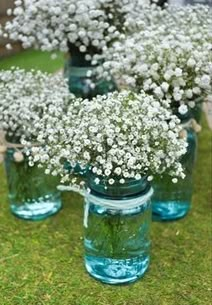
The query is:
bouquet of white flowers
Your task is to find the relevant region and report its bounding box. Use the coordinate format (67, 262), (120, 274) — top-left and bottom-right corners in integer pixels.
(24, 90), (187, 189)
(0, 0), (150, 55)
(0, 68), (72, 143)
(93, 4), (212, 114)
(0, 68), (74, 220)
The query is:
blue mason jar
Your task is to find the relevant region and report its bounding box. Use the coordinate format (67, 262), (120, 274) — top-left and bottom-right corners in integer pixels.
(84, 174), (153, 284)
(190, 98), (203, 124)
(152, 122), (197, 221)
(4, 148), (62, 220)
(64, 46), (117, 99)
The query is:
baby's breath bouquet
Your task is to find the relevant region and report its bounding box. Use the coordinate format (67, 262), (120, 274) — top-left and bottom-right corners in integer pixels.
(90, 5), (212, 223)
(26, 90), (187, 189)
(0, 0), (150, 55)
(93, 4), (212, 117)
(0, 68), (73, 220)
(0, 68), (71, 143)
(25, 90), (188, 283)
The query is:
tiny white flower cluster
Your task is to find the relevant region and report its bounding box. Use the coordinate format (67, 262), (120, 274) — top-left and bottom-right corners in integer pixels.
(26, 91), (187, 187)
(0, 68), (72, 142)
(94, 4), (212, 112)
(0, 0), (150, 53)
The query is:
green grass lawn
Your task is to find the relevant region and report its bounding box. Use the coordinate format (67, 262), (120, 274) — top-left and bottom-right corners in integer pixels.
(0, 51), (211, 304)
(0, 49), (64, 73)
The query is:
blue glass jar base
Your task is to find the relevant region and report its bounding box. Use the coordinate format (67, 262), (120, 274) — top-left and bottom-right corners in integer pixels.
(85, 255), (149, 285)
(10, 195), (62, 221)
(152, 202), (190, 221)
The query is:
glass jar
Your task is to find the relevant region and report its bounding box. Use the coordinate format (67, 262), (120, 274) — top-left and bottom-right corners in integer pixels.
(84, 175), (152, 284)
(64, 48), (117, 99)
(4, 148), (62, 220)
(191, 99), (203, 124)
(152, 124), (197, 221)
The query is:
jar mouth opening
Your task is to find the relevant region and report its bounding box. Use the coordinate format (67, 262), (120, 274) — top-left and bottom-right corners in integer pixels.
(87, 174), (151, 200)
(89, 183), (151, 201)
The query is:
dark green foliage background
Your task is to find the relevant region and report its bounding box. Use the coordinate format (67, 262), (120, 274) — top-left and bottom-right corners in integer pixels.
(0, 51), (211, 305)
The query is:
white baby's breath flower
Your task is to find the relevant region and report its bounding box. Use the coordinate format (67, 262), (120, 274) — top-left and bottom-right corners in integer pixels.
(187, 58), (196, 68)
(6, 43), (12, 50)
(178, 105), (188, 115)
(172, 178), (178, 184)
(120, 178), (125, 184)
(161, 82), (169, 93)
(109, 178), (115, 185)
